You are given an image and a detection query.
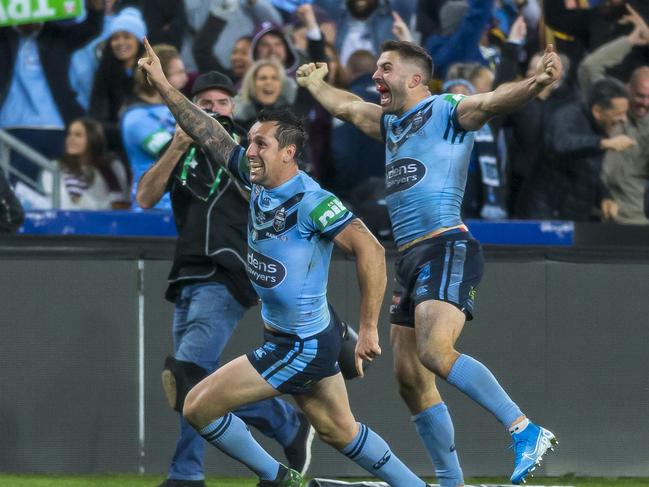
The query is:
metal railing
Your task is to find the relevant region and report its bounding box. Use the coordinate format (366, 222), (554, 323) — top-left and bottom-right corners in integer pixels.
(0, 129), (61, 208)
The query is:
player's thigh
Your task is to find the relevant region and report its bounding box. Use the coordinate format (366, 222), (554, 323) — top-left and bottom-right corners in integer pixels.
(185, 355), (280, 423)
(391, 323), (442, 411)
(414, 299), (466, 353)
(293, 373), (358, 448)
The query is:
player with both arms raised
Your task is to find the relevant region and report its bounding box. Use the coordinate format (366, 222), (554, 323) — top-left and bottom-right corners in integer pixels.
(297, 41), (561, 486)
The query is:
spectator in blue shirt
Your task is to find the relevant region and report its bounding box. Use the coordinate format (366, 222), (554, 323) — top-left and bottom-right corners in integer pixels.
(121, 44), (188, 209)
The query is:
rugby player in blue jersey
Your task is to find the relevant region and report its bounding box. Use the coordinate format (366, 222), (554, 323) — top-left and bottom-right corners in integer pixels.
(139, 38), (433, 487)
(296, 41), (562, 486)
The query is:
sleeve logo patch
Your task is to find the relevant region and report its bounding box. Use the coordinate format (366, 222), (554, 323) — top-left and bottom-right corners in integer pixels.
(309, 195), (347, 231)
(442, 93), (465, 106)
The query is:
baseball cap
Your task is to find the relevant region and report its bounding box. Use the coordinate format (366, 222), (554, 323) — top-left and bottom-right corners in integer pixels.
(190, 71), (236, 97)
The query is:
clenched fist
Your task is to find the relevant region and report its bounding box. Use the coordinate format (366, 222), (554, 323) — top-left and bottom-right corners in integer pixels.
(534, 44), (562, 88)
(296, 62), (329, 88)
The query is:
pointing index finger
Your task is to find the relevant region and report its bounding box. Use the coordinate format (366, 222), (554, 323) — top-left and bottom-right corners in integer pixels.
(143, 37), (154, 56)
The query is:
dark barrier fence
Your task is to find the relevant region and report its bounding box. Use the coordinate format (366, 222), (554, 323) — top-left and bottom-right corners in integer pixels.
(1, 235), (648, 478)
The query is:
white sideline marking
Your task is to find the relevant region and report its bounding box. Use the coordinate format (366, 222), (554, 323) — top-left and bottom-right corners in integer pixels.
(307, 481), (575, 487)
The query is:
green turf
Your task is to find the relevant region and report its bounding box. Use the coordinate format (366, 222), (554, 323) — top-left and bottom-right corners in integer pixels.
(0, 476), (648, 487)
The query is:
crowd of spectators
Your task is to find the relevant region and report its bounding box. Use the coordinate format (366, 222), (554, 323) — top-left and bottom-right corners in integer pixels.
(0, 0), (648, 227)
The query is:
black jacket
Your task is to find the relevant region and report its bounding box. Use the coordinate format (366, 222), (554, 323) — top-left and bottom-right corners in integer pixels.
(165, 144), (258, 308)
(0, 10), (103, 126)
(524, 102), (611, 221)
(505, 82), (575, 216)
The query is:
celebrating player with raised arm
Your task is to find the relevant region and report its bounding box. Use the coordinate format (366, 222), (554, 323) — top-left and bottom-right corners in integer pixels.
(139, 38), (435, 487)
(297, 41), (561, 486)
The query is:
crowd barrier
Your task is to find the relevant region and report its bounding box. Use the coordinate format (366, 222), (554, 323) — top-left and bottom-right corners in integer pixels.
(1, 232), (648, 477)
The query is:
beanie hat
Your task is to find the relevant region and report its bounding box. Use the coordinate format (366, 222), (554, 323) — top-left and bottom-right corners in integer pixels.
(107, 7), (147, 41)
(439, 0), (469, 37)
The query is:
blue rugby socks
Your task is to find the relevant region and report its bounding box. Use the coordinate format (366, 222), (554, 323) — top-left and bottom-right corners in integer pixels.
(412, 403), (463, 487)
(341, 423), (426, 487)
(198, 413), (280, 480)
(447, 354), (523, 427)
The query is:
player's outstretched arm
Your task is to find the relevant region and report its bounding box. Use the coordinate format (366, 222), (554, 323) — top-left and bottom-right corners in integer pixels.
(334, 219), (387, 378)
(456, 45), (563, 132)
(138, 38), (237, 167)
(296, 63), (384, 141)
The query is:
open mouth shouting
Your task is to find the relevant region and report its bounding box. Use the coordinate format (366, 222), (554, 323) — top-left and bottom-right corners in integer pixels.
(376, 81), (391, 107)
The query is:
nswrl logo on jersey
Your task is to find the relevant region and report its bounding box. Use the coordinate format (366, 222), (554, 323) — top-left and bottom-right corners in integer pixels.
(310, 195), (348, 232)
(273, 207), (286, 232)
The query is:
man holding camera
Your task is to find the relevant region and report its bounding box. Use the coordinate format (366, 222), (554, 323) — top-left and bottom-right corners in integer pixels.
(136, 71), (312, 487)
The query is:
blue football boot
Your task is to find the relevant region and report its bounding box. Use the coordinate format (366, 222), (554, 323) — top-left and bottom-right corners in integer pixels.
(510, 422), (558, 484)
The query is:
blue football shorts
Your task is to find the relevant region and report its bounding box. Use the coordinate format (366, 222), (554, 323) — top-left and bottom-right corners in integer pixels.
(247, 317), (342, 394)
(390, 231), (484, 326)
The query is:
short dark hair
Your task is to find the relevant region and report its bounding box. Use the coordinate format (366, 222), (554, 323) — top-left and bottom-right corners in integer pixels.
(588, 77), (628, 109)
(380, 40), (434, 83)
(258, 108), (307, 156)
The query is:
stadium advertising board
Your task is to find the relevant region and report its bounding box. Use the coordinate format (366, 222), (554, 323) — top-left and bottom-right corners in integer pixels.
(0, 0), (83, 26)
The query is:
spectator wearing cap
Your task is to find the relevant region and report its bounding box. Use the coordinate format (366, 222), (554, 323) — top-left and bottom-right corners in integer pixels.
(423, 0), (495, 81)
(136, 70), (310, 487)
(121, 44), (187, 209)
(0, 0), (104, 186)
(89, 6), (147, 153)
(189, 71), (239, 117)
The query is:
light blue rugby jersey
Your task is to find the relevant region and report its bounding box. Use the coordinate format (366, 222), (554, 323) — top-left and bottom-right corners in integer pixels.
(228, 145), (354, 338)
(381, 94), (475, 247)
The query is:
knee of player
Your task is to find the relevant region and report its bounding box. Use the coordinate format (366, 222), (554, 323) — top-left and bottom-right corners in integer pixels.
(417, 347), (452, 378)
(315, 419), (358, 449)
(182, 389), (203, 427)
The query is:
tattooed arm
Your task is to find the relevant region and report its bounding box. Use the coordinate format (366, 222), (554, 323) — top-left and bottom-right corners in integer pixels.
(334, 218), (386, 377)
(138, 38), (237, 167)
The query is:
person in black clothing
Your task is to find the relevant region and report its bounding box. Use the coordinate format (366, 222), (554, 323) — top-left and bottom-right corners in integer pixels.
(504, 50), (574, 216)
(136, 71), (313, 487)
(522, 77), (635, 221)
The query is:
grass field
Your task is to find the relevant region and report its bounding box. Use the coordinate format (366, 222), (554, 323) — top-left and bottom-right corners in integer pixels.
(0, 476), (648, 487)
